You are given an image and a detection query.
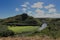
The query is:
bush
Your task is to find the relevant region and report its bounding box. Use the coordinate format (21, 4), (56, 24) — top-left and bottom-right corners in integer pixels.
(0, 30), (14, 37)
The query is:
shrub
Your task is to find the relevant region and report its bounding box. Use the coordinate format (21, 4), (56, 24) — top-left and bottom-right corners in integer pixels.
(0, 30), (14, 37)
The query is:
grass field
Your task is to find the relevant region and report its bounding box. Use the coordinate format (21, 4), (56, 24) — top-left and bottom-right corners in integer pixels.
(8, 26), (39, 33)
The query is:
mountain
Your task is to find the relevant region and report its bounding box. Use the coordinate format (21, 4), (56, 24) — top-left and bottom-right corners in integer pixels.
(0, 13), (41, 26)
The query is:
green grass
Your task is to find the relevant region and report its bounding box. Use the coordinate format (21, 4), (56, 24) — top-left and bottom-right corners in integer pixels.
(8, 26), (39, 33)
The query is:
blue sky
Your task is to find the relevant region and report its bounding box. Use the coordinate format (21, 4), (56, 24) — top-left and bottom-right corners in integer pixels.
(0, 0), (60, 18)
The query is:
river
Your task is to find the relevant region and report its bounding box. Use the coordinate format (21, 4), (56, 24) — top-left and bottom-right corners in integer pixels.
(38, 23), (48, 31)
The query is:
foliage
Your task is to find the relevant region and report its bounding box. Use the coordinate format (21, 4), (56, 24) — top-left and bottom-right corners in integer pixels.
(0, 30), (14, 37)
(39, 19), (60, 38)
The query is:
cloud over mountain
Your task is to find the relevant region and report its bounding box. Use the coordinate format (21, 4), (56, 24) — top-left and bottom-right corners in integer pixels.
(31, 2), (44, 8)
(19, 2), (59, 18)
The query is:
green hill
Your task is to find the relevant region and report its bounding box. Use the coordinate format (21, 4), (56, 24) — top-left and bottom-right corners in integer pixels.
(0, 13), (60, 38)
(0, 13), (41, 26)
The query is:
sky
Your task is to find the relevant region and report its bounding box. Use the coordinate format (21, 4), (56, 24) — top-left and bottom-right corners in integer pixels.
(0, 0), (60, 18)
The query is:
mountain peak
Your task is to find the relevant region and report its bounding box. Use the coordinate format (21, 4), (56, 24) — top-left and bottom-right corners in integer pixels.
(21, 13), (28, 21)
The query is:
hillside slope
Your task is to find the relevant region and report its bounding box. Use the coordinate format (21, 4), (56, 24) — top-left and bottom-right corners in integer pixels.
(0, 13), (41, 26)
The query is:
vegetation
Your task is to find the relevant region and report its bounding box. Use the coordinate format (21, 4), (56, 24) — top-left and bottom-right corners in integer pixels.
(8, 26), (39, 33)
(0, 13), (60, 39)
(39, 19), (60, 39)
(0, 13), (41, 26)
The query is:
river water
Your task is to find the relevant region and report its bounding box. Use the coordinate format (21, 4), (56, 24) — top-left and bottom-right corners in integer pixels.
(38, 23), (47, 31)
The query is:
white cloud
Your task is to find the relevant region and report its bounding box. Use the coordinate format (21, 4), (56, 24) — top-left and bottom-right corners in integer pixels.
(45, 4), (55, 9)
(33, 13), (60, 18)
(28, 11), (32, 14)
(45, 4), (57, 14)
(27, 11), (33, 16)
(45, 13), (60, 18)
(21, 4), (27, 8)
(32, 9), (45, 18)
(22, 8), (27, 12)
(21, 2), (30, 8)
(20, 2), (60, 18)
(35, 9), (45, 14)
(31, 8), (58, 18)
(15, 8), (19, 11)
(48, 8), (56, 13)
(31, 2), (44, 8)
(21, 2), (30, 13)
